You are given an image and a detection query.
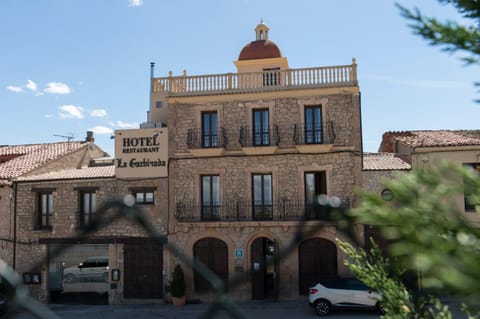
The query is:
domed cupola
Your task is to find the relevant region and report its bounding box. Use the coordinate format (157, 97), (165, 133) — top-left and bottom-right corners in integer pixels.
(238, 20), (282, 61)
(235, 20), (289, 73)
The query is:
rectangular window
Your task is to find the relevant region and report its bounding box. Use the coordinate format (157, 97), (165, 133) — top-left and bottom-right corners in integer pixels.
(305, 106), (323, 144)
(253, 109), (270, 146)
(305, 171), (328, 219)
(201, 175), (220, 220)
(130, 188), (155, 205)
(464, 163), (480, 212)
(263, 68), (280, 86)
(252, 173), (273, 220)
(202, 112), (218, 148)
(79, 190), (97, 226)
(37, 192), (53, 229)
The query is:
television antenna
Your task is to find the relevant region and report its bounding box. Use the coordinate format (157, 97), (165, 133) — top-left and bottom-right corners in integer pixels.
(53, 134), (74, 142)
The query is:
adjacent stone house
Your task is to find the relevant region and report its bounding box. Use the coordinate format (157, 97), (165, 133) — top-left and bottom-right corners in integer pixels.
(0, 132), (105, 266)
(379, 130), (480, 224)
(14, 163), (168, 304)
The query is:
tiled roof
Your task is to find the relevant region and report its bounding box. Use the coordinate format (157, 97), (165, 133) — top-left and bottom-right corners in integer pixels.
(17, 165), (115, 181)
(363, 153), (411, 171)
(386, 130), (480, 148)
(0, 142), (86, 179)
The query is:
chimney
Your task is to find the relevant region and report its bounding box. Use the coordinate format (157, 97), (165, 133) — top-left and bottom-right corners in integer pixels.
(86, 131), (95, 143)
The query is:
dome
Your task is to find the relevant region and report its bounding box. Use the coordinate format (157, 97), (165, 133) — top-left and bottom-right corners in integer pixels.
(238, 40), (282, 61)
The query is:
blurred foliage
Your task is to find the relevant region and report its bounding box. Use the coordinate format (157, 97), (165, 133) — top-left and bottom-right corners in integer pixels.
(397, 0), (480, 65)
(338, 239), (455, 319)
(338, 239), (416, 318)
(341, 163), (480, 317)
(396, 0), (480, 101)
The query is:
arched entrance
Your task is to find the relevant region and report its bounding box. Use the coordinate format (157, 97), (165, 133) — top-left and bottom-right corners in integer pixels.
(250, 237), (277, 300)
(193, 237), (228, 292)
(298, 238), (337, 295)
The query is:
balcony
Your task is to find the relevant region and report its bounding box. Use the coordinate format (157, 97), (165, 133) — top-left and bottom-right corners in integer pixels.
(175, 198), (351, 223)
(184, 122), (339, 155)
(152, 61), (358, 97)
(293, 122), (335, 145)
(187, 128), (228, 149)
(239, 125), (280, 148)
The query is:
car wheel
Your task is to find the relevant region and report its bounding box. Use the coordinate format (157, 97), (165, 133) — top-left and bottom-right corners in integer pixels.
(314, 299), (331, 316)
(377, 302), (386, 315)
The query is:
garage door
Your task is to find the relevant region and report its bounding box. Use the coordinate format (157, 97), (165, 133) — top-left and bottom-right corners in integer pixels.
(298, 238), (337, 295)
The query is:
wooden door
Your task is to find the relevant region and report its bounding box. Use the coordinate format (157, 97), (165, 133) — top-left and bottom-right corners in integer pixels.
(124, 243), (163, 298)
(193, 238), (228, 292)
(251, 237), (265, 299)
(298, 238), (337, 295)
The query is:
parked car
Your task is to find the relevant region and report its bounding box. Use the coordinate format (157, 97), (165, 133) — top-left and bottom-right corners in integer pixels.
(308, 278), (384, 316)
(63, 256), (109, 284)
(0, 294), (7, 317)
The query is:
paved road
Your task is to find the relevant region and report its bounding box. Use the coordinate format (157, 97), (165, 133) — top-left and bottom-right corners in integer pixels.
(7, 297), (468, 319)
(7, 300), (381, 319)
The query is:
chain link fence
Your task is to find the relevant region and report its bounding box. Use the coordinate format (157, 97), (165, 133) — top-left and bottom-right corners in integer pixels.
(0, 196), (356, 319)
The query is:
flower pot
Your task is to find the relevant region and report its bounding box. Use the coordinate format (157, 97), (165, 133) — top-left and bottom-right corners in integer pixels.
(172, 295), (186, 307)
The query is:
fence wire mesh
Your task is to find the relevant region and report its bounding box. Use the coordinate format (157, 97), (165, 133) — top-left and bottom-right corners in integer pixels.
(0, 195), (357, 319)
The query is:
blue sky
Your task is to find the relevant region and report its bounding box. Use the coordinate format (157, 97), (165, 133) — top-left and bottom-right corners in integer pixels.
(1, 0), (479, 156)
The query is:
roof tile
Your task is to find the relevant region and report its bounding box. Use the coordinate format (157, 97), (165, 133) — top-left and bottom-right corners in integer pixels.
(363, 153), (411, 171)
(17, 165), (115, 181)
(0, 142), (86, 179)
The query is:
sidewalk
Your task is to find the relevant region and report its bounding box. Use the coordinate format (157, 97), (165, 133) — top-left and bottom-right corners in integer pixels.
(10, 300), (320, 319)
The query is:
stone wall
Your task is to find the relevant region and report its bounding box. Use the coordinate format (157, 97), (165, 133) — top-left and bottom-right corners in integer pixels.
(173, 152), (357, 204)
(361, 170), (402, 196)
(170, 93), (361, 153)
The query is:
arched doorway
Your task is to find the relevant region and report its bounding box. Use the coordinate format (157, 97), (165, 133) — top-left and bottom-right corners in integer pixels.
(250, 237), (277, 300)
(193, 237), (228, 292)
(298, 238), (337, 295)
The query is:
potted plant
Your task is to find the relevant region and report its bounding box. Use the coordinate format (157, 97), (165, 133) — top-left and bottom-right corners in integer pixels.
(170, 264), (186, 306)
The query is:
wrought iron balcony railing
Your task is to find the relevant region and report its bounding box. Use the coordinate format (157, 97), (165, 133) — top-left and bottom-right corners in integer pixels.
(186, 127), (228, 149)
(293, 122), (335, 145)
(239, 125), (280, 147)
(175, 198), (351, 222)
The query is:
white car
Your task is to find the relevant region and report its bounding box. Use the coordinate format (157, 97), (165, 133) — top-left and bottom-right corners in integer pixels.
(308, 278), (383, 316)
(63, 256), (109, 284)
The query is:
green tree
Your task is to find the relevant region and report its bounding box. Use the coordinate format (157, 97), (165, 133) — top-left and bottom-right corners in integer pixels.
(338, 240), (454, 319)
(341, 163), (480, 317)
(397, 0), (480, 100)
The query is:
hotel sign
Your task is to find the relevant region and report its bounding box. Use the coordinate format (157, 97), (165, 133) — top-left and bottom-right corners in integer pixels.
(114, 128), (168, 178)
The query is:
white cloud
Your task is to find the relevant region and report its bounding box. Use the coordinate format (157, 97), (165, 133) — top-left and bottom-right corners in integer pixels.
(90, 109), (108, 117)
(89, 126), (114, 135)
(113, 120), (138, 129)
(128, 0), (143, 6)
(44, 114), (54, 118)
(26, 80), (37, 91)
(44, 82), (71, 94)
(6, 85), (24, 93)
(58, 104), (85, 119)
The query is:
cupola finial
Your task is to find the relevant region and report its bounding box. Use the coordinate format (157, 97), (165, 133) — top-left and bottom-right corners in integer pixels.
(255, 20), (269, 41)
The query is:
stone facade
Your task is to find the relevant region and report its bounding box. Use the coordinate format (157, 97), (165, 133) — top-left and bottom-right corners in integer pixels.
(166, 89), (363, 300)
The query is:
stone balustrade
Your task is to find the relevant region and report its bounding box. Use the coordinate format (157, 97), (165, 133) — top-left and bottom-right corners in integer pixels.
(152, 59), (357, 96)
